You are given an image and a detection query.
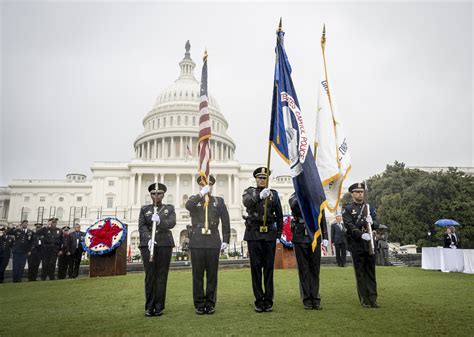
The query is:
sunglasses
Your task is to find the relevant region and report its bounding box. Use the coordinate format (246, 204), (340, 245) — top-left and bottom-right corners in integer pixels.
(150, 192), (164, 196)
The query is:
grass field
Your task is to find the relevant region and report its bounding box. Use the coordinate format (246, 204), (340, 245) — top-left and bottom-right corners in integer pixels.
(0, 267), (472, 337)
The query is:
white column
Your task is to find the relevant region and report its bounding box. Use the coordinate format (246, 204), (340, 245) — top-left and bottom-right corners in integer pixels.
(227, 174), (232, 203)
(176, 174), (180, 206)
(129, 173), (136, 206)
(154, 174), (158, 185)
(160, 173), (165, 184)
(179, 137), (183, 159)
(189, 137), (193, 158)
(171, 137), (175, 158)
(192, 174), (196, 194)
(220, 143), (224, 161)
(233, 174), (239, 206)
(162, 138), (165, 159)
(154, 139), (158, 159)
(147, 141), (151, 159)
(137, 173), (142, 206)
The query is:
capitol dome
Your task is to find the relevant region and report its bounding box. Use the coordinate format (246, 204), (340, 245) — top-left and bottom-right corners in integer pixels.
(133, 41), (236, 162)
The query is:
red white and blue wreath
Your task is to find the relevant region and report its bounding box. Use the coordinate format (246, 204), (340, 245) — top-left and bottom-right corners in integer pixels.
(82, 217), (127, 255)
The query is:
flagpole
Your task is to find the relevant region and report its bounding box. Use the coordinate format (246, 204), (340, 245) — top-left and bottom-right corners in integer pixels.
(263, 18), (283, 228)
(320, 25), (341, 171)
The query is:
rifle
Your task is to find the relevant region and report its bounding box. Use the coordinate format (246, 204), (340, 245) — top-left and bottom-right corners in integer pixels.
(364, 181), (375, 255)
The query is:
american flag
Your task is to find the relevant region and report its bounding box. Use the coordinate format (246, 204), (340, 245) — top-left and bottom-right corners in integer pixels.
(198, 50), (211, 182)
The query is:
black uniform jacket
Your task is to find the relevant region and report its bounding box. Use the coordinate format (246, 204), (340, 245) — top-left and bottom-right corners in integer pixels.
(242, 186), (283, 241)
(7, 228), (33, 254)
(138, 203), (176, 248)
(37, 227), (63, 247)
(342, 201), (378, 253)
(67, 231), (85, 254)
(289, 193), (328, 244)
(185, 194), (230, 249)
(0, 235), (14, 254)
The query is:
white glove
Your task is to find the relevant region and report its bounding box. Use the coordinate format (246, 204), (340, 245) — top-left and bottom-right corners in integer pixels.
(259, 188), (271, 199)
(151, 214), (161, 224)
(322, 239), (329, 247)
(366, 215), (373, 224)
(148, 239), (156, 251)
(361, 233), (371, 241)
(199, 185), (210, 196)
(221, 242), (228, 251)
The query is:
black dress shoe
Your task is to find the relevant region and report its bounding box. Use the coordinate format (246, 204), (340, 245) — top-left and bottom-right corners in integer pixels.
(145, 309), (154, 317)
(313, 304), (322, 310)
(206, 306), (215, 314)
(263, 304), (273, 312)
(195, 308), (205, 315)
(154, 310), (163, 316)
(370, 302), (381, 308)
(361, 303), (371, 308)
(254, 305), (264, 313)
(303, 305), (313, 310)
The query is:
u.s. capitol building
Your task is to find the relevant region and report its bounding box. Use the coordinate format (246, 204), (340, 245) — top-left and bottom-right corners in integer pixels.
(0, 42), (294, 256)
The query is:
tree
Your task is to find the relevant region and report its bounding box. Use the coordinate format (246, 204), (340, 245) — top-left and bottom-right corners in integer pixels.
(359, 162), (474, 248)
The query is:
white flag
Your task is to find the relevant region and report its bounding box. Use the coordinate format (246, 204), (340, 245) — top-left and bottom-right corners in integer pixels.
(314, 67), (351, 212)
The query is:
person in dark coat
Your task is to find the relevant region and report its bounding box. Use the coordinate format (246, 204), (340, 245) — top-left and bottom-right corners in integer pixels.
(443, 227), (458, 248)
(185, 174), (230, 315)
(37, 218), (62, 280)
(57, 226), (71, 279)
(67, 223), (84, 278)
(289, 193), (328, 310)
(0, 226), (14, 283)
(342, 182), (380, 308)
(7, 220), (33, 282)
(331, 213), (347, 267)
(139, 182), (176, 317)
(28, 223), (45, 281)
(242, 167), (283, 313)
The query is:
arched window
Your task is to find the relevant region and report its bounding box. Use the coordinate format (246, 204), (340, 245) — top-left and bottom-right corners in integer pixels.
(230, 228), (238, 243)
(192, 116), (196, 125)
(57, 207), (64, 220)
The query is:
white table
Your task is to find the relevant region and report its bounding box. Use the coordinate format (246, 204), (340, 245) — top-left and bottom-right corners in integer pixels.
(422, 247), (474, 274)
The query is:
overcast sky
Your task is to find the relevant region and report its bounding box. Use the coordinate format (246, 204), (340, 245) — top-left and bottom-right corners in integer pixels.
(1, 1), (472, 187)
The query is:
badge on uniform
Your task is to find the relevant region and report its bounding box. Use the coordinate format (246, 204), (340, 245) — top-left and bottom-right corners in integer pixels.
(164, 209), (169, 215)
(146, 210), (153, 216)
(351, 210), (357, 215)
(259, 226), (268, 233)
(201, 228), (211, 235)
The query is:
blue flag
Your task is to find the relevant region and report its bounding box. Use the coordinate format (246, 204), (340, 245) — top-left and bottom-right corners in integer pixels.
(270, 27), (327, 251)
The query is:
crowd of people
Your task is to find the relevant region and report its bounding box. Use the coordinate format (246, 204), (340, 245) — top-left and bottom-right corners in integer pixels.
(0, 218), (85, 283)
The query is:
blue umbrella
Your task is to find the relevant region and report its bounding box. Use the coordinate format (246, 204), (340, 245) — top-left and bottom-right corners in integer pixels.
(434, 219), (460, 226)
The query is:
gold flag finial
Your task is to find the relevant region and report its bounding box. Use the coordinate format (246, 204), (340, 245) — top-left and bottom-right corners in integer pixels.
(203, 49), (208, 61)
(277, 17), (283, 32)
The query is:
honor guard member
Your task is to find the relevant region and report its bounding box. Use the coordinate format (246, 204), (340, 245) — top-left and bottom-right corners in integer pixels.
(37, 218), (63, 280)
(67, 223), (85, 278)
(139, 183), (176, 317)
(28, 223), (45, 281)
(342, 182), (380, 308)
(7, 220), (33, 282)
(242, 167), (283, 313)
(289, 193), (329, 310)
(57, 226), (71, 279)
(185, 175), (230, 315)
(0, 226), (14, 283)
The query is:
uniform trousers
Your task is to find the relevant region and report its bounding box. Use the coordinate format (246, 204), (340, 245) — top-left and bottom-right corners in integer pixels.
(190, 248), (220, 310)
(57, 253), (71, 279)
(293, 242), (322, 307)
(247, 240), (276, 307)
(27, 248), (42, 281)
(351, 249), (377, 305)
(69, 251), (83, 278)
(0, 251), (10, 282)
(140, 246), (172, 312)
(334, 242), (347, 266)
(12, 252), (28, 282)
(41, 246), (60, 280)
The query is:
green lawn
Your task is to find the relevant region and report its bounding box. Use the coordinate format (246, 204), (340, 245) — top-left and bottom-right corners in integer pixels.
(0, 267), (472, 336)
